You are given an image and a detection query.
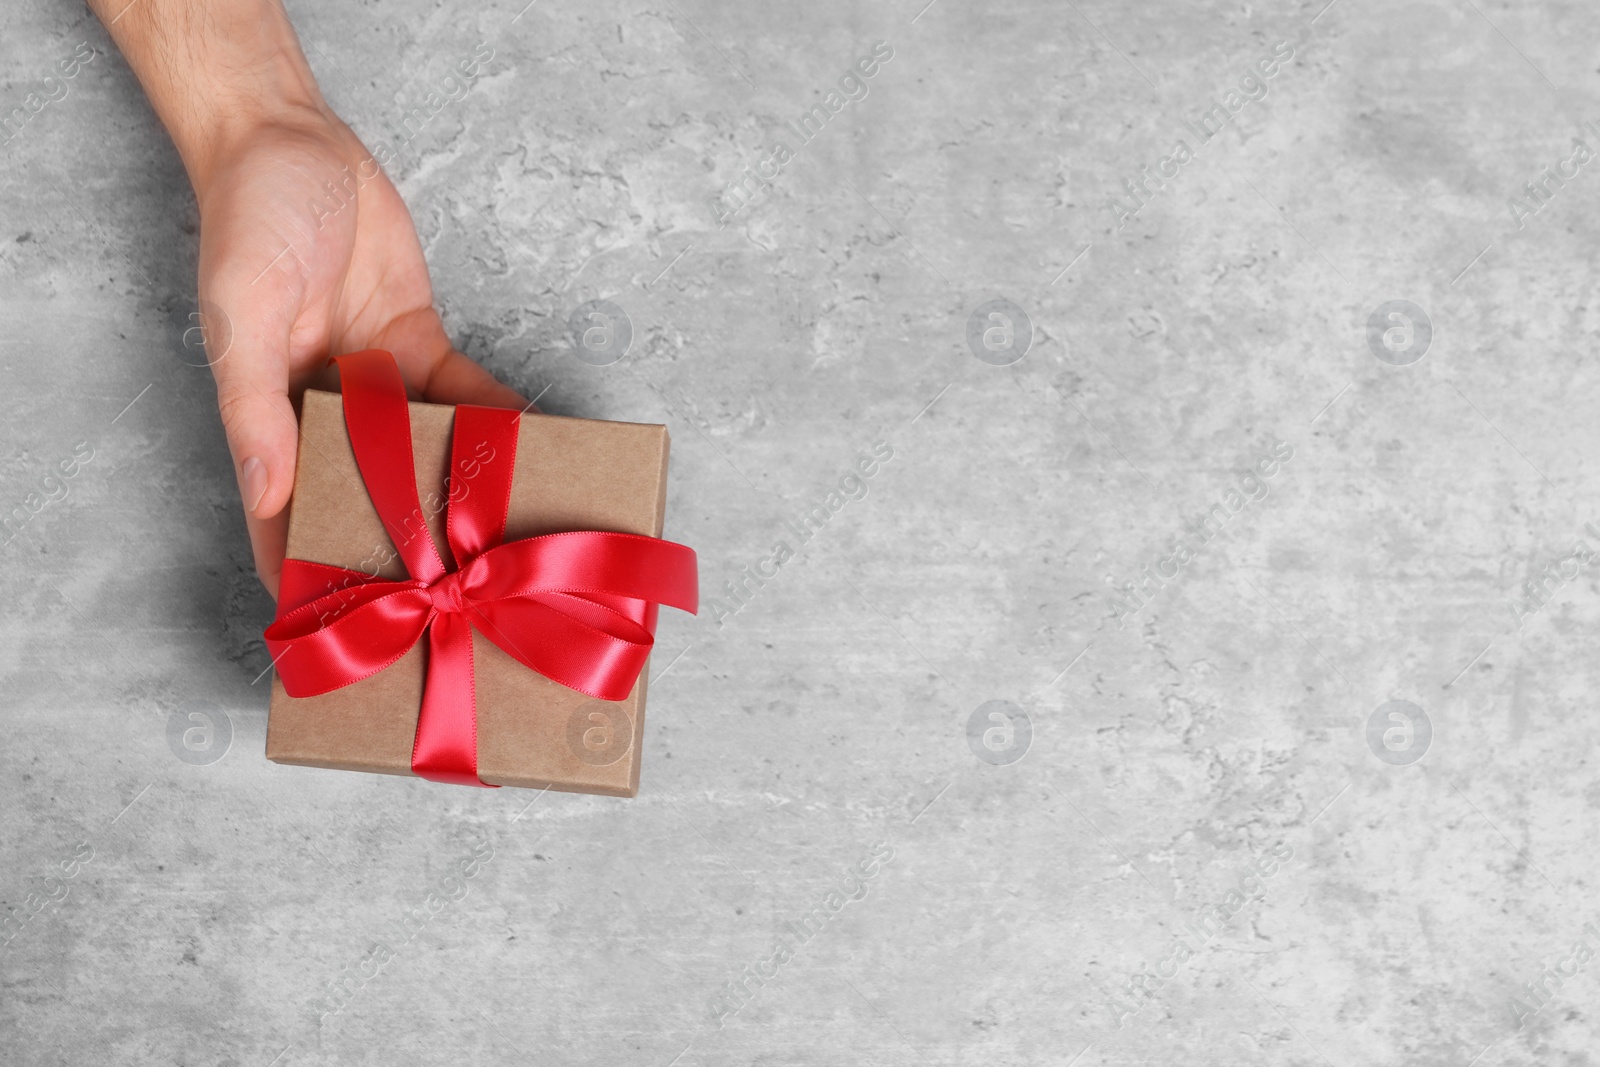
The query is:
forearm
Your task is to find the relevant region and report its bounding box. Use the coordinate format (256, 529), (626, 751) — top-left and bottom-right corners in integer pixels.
(86, 0), (329, 194)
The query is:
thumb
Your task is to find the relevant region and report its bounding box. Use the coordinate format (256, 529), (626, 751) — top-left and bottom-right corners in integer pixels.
(204, 283), (300, 596)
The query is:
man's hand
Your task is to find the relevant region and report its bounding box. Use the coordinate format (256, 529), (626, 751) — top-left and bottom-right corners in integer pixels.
(90, 0), (525, 597)
(198, 112), (526, 597)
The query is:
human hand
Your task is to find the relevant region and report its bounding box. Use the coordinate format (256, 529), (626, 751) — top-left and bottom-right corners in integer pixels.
(196, 111), (526, 597)
(88, 0), (526, 598)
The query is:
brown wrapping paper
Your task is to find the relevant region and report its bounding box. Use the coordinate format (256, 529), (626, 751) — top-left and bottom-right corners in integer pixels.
(265, 388), (673, 796)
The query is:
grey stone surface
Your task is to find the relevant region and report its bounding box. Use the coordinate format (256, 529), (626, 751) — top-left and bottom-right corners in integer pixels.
(3, 0), (1599, 1064)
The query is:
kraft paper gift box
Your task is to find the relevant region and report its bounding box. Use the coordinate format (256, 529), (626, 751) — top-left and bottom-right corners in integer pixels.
(265, 386), (677, 797)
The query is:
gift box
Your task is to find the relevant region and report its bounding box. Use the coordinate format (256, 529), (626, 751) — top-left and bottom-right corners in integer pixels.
(263, 351), (697, 796)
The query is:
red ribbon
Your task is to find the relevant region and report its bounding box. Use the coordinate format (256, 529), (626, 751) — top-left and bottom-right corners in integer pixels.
(264, 350), (698, 787)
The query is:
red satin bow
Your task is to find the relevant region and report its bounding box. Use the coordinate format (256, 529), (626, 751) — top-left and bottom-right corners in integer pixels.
(264, 350), (698, 787)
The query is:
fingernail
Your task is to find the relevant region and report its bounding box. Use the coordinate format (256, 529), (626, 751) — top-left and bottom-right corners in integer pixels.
(241, 456), (269, 515)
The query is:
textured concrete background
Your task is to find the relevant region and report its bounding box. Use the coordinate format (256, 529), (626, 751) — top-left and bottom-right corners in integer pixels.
(4, 0), (1599, 1064)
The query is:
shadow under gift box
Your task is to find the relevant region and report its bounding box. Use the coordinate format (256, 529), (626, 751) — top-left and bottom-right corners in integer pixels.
(266, 389), (673, 797)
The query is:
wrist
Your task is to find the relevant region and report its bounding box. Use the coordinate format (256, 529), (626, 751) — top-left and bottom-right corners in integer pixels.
(178, 50), (332, 198)
(92, 0), (333, 196)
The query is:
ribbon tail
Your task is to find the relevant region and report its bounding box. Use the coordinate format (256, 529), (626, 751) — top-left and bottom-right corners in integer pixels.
(411, 613), (496, 788)
(474, 595), (655, 701)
